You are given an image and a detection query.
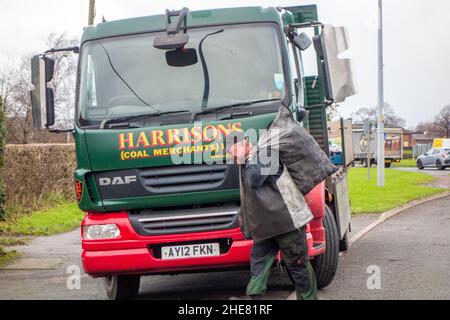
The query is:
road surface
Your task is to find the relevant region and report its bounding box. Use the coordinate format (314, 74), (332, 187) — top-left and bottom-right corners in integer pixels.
(320, 195), (450, 300)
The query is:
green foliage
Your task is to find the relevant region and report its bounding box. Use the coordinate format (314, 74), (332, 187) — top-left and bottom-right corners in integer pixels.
(0, 96), (5, 221)
(0, 202), (83, 236)
(0, 247), (20, 268)
(349, 168), (445, 214)
(4, 145), (76, 219)
(392, 160), (417, 168)
(403, 149), (413, 160)
(0, 236), (28, 246)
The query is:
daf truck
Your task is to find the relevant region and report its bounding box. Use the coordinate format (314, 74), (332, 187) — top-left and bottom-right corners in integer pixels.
(30, 5), (357, 299)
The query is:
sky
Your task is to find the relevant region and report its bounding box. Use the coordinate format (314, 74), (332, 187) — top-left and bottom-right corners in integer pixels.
(1, 0), (450, 128)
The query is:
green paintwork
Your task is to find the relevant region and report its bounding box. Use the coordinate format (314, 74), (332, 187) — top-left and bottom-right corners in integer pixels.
(284, 5), (318, 24)
(74, 5), (325, 213)
(81, 7), (282, 44)
(75, 113), (277, 212)
(84, 114), (276, 172)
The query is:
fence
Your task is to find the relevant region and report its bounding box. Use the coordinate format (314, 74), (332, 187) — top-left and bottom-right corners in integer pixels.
(412, 144), (432, 160)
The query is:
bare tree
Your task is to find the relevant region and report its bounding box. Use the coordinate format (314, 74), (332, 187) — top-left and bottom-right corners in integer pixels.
(45, 32), (78, 131)
(1, 57), (34, 144)
(351, 103), (406, 128)
(0, 59), (16, 106)
(0, 32), (78, 144)
(383, 104), (406, 128)
(434, 105), (450, 138)
(351, 107), (376, 123)
(326, 104), (342, 122)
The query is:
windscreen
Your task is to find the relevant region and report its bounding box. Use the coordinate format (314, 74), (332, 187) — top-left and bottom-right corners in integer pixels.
(78, 23), (286, 126)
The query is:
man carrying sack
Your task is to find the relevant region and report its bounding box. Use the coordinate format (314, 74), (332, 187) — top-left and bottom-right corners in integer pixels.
(229, 105), (337, 300)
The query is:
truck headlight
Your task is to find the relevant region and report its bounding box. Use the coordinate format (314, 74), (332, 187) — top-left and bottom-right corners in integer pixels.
(83, 224), (120, 240)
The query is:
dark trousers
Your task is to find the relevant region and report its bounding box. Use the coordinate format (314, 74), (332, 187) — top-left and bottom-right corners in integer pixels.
(246, 228), (317, 300)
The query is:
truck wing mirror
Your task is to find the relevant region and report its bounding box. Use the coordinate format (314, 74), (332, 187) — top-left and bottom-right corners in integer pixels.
(166, 48), (198, 67)
(154, 7), (190, 50)
(292, 32), (312, 51)
(313, 25), (358, 104)
(30, 55), (56, 130)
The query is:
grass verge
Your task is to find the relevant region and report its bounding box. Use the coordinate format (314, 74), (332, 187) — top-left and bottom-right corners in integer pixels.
(0, 236), (29, 246)
(0, 247), (20, 268)
(392, 159), (417, 168)
(349, 168), (446, 214)
(0, 202), (83, 237)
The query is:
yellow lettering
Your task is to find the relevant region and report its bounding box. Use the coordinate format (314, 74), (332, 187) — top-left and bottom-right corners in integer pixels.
(118, 133), (134, 149)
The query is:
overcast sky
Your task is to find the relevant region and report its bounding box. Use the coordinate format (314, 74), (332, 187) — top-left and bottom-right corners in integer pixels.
(1, 0), (449, 128)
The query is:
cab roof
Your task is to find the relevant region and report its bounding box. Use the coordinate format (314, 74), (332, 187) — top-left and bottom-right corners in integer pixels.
(81, 6), (282, 44)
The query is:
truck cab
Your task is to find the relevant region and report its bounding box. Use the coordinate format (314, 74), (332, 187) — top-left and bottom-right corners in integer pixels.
(30, 5), (356, 300)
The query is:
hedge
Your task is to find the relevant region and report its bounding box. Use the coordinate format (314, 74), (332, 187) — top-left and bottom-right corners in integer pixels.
(4, 144), (77, 216)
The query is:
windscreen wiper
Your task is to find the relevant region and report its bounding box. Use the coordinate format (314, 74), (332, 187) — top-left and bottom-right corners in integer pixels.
(192, 99), (281, 120)
(100, 110), (191, 129)
(199, 29), (225, 110)
(98, 41), (161, 113)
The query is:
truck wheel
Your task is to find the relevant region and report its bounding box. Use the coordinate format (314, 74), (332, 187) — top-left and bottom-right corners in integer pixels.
(312, 205), (339, 289)
(385, 163), (392, 168)
(437, 161), (445, 171)
(339, 230), (350, 252)
(417, 160), (424, 170)
(103, 275), (140, 300)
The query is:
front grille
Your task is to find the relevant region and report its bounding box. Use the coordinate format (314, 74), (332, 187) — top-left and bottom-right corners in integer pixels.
(139, 164), (229, 194)
(128, 205), (240, 236)
(94, 164), (239, 199)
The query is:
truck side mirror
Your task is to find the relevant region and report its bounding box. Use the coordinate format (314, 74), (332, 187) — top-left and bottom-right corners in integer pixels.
(313, 25), (358, 104)
(292, 32), (312, 51)
(30, 55), (56, 130)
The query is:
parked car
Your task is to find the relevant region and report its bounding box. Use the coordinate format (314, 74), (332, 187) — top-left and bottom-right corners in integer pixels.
(417, 148), (450, 170)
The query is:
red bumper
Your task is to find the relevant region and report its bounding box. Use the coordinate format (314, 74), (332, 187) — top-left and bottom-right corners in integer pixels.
(82, 216), (253, 276)
(82, 216), (324, 277)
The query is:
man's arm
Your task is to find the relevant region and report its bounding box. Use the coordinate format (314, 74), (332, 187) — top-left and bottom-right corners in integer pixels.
(244, 156), (270, 188)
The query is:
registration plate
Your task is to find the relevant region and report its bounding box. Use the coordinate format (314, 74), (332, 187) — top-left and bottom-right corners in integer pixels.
(161, 243), (220, 260)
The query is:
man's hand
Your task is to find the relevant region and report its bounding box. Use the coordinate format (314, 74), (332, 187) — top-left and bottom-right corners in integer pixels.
(230, 140), (255, 165)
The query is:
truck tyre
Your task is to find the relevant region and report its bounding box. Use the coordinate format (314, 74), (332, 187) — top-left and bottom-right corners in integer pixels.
(103, 275), (140, 300)
(437, 160), (445, 171)
(385, 163), (392, 168)
(339, 230), (350, 252)
(312, 205), (339, 289)
(417, 160), (424, 170)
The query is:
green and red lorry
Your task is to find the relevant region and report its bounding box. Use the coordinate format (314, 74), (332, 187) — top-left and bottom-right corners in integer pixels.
(31, 5), (357, 299)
